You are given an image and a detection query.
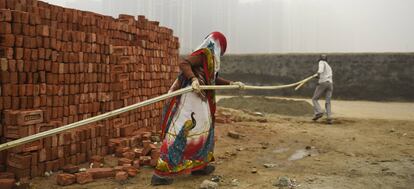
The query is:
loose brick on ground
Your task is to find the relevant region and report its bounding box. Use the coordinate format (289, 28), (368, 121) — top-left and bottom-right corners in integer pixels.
(62, 164), (79, 174)
(123, 166), (139, 177)
(86, 168), (115, 179)
(0, 178), (15, 189)
(56, 173), (76, 186)
(75, 172), (93, 184)
(118, 158), (132, 166)
(0, 172), (14, 179)
(90, 155), (104, 163)
(115, 171), (128, 181)
(122, 151), (135, 160)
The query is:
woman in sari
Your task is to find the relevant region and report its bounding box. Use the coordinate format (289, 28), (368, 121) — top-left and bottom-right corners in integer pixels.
(151, 31), (244, 185)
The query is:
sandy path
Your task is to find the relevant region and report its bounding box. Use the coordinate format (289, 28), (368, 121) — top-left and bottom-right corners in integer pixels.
(217, 96), (414, 121)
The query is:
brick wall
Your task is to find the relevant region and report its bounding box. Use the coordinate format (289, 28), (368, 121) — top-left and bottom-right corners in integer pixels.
(0, 0), (180, 180)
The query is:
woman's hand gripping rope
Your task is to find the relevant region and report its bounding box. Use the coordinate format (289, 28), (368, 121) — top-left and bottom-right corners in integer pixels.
(230, 81), (246, 89)
(191, 77), (207, 99)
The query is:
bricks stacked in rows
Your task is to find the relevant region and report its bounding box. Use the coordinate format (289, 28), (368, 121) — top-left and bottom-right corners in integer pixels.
(0, 0), (179, 183)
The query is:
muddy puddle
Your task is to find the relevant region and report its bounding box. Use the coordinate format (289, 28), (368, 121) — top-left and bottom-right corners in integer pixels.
(272, 147), (319, 161)
(288, 148), (319, 161)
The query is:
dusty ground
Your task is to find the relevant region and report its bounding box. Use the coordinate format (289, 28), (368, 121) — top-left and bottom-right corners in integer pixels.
(29, 98), (414, 189)
(217, 96), (414, 121)
(217, 96), (313, 116)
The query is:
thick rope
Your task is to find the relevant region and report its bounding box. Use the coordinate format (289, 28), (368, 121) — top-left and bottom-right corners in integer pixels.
(0, 74), (317, 151)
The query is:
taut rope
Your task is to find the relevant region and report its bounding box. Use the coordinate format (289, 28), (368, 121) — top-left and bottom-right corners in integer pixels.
(0, 74), (317, 151)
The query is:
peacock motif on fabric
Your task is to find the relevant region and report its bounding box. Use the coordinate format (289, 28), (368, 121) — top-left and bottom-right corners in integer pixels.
(167, 112), (196, 167)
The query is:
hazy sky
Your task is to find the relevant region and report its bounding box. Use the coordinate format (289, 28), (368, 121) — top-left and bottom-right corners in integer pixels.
(44, 0), (414, 54)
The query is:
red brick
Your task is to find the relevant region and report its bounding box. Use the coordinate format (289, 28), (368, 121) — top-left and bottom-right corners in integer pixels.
(112, 117), (125, 128)
(111, 65), (127, 73)
(56, 173), (76, 186)
(14, 109), (43, 126)
(11, 97), (19, 109)
(122, 151), (135, 160)
(20, 11), (29, 24)
(120, 125), (136, 137)
(11, 11), (21, 23)
(122, 166), (139, 177)
(29, 14), (41, 25)
(0, 71), (10, 84)
(5, 166), (29, 179)
(21, 24), (30, 36)
(45, 161), (54, 172)
(31, 49), (38, 60)
(2, 47), (13, 59)
(62, 164), (79, 174)
(142, 140), (152, 152)
(7, 59), (15, 71)
(139, 156), (151, 166)
(75, 172), (93, 184)
(38, 148), (51, 162)
(0, 34), (14, 46)
(36, 162), (44, 176)
(38, 48), (45, 59)
(0, 9), (12, 22)
(132, 160), (140, 169)
(3, 110), (17, 125)
(14, 35), (23, 47)
(118, 158), (132, 166)
(14, 48), (23, 59)
(115, 171), (128, 181)
(0, 172), (14, 179)
(0, 178), (15, 189)
(18, 96), (27, 109)
(22, 140), (43, 152)
(90, 155), (104, 164)
(2, 84), (11, 96)
(36, 25), (49, 37)
(43, 136), (53, 148)
(0, 22), (11, 34)
(86, 168), (115, 179)
(113, 166), (124, 172)
(115, 147), (130, 157)
(133, 148), (144, 157)
(17, 177), (30, 188)
(30, 165), (39, 178)
(3, 96), (11, 109)
(90, 162), (101, 168)
(23, 48), (31, 60)
(151, 149), (161, 160)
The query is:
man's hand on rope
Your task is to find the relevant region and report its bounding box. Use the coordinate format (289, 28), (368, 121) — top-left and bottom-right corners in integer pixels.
(231, 81), (246, 89)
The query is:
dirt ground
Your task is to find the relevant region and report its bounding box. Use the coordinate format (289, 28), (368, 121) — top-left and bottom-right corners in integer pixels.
(29, 98), (414, 189)
(217, 96), (313, 116)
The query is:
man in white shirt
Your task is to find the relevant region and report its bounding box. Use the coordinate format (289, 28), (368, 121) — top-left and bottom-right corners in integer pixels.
(312, 54), (333, 124)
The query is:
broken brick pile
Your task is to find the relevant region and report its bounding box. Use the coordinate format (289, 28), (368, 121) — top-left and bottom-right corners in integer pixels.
(54, 132), (159, 186)
(0, 0), (179, 186)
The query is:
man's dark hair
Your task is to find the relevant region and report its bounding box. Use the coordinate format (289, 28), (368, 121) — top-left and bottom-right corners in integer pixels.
(319, 54), (328, 61)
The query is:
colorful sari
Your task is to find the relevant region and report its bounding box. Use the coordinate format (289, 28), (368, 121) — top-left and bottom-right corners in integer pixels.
(154, 47), (218, 177)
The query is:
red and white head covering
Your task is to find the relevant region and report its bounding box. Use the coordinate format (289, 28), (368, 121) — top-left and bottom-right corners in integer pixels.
(194, 31), (227, 73)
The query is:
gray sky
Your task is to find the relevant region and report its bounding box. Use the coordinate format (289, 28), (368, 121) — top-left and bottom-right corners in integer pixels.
(44, 0), (414, 54)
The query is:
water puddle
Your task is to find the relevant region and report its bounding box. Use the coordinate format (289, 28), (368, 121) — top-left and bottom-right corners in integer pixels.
(288, 148), (319, 161)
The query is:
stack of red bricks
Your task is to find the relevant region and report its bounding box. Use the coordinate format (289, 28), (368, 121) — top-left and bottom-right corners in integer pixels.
(0, 0), (179, 186)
